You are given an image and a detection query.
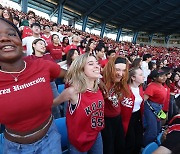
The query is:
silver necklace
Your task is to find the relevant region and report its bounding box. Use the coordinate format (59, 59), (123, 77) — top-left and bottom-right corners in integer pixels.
(10, 62), (26, 82)
(9, 73), (21, 82)
(0, 61), (26, 82)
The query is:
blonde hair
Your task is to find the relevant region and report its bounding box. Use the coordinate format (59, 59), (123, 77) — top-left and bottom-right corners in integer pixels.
(128, 67), (141, 84)
(65, 53), (99, 93)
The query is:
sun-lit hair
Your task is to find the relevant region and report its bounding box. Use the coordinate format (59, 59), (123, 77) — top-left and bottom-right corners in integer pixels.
(103, 56), (130, 98)
(65, 53), (99, 93)
(128, 67), (141, 84)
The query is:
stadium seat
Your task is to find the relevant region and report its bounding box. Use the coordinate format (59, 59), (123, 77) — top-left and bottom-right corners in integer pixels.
(142, 142), (159, 154)
(58, 84), (65, 94)
(0, 133), (4, 154)
(156, 131), (163, 145)
(55, 117), (68, 154)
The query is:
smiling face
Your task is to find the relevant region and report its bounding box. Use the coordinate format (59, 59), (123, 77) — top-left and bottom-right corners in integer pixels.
(33, 40), (46, 54)
(156, 74), (167, 83)
(84, 56), (101, 80)
(114, 63), (127, 82)
(2, 10), (10, 19)
(0, 19), (23, 63)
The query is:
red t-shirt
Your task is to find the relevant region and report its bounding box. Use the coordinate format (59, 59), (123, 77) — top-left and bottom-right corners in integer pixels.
(104, 88), (121, 117)
(162, 84), (170, 112)
(22, 26), (32, 39)
(120, 86), (144, 135)
(78, 47), (85, 55)
(0, 59), (61, 132)
(64, 44), (77, 54)
(25, 53), (55, 62)
(145, 82), (167, 104)
(99, 59), (108, 68)
(46, 43), (63, 61)
(41, 34), (52, 45)
(66, 89), (104, 152)
(169, 82), (180, 94)
(22, 26), (33, 51)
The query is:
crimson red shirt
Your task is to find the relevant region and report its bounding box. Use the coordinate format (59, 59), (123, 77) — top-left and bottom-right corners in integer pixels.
(64, 44), (77, 54)
(145, 82), (167, 104)
(120, 86), (144, 135)
(41, 34), (52, 45)
(169, 82), (180, 94)
(66, 89), (104, 152)
(0, 59), (61, 132)
(104, 88), (121, 117)
(25, 53), (55, 62)
(78, 47), (85, 55)
(22, 26), (32, 39)
(46, 43), (63, 61)
(162, 84), (170, 112)
(99, 59), (108, 68)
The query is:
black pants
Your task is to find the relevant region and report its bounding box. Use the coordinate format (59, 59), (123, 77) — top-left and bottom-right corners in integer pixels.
(101, 115), (125, 154)
(125, 110), (143, 154)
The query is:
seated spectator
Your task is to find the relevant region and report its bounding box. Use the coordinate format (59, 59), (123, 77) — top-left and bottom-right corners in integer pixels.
(22, 22), (42, 55)
(41, 25), (52, 45)
(2, 9), (13, 22)
(46, 34), (63, 62)
(153, 114), (180, 154)
(131, 58), (142, 68)
(13, 16), (20, 28)
(63, 35), (80, 55)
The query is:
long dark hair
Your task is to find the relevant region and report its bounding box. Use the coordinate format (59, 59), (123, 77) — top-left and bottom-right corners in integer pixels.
(66, 49), (80, 66)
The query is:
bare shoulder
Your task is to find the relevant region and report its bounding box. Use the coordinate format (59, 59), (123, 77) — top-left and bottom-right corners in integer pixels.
(67, 86), (77, 95)
(67, 86), (79, 105)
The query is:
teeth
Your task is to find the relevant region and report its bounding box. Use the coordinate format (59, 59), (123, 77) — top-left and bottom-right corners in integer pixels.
(3, 46), (14, 49)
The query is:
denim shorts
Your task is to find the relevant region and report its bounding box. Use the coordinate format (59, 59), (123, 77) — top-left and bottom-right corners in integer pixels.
(69, 133), (103, 154)
(3, 120), (62, 154)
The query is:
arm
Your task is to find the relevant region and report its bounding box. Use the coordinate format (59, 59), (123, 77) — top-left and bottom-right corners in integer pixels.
(144, 94), (149, 101)
(53, 86), (78, 107)
(58, 68), (67, 78)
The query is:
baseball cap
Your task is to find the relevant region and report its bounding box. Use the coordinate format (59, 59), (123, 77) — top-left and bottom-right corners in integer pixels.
(149, 69), (167, 79)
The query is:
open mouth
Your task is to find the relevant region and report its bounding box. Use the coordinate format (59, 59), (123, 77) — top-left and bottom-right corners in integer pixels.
(93, 70), (100, 73)
(1, 45), (15, 51)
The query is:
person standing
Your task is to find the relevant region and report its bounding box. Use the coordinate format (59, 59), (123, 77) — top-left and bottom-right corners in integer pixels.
(46, 34), (63, 62)
(143, 69), (168, 146)
(121, 67), (144, 154)
(53, 53), (104, 154)
(0, 17), (66, 154)
(101, 56), (129, 154)
(22, 22), (42, 56)
(141, 54), (152, 89)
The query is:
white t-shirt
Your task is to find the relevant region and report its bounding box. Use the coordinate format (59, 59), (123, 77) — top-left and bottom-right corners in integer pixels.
(131, 87), (143, 112)
(141, 61), (150, 82)
(22, 36), (40, 56)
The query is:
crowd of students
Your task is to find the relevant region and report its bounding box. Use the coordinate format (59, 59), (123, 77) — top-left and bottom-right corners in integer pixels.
(0, 4), (180, 154)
